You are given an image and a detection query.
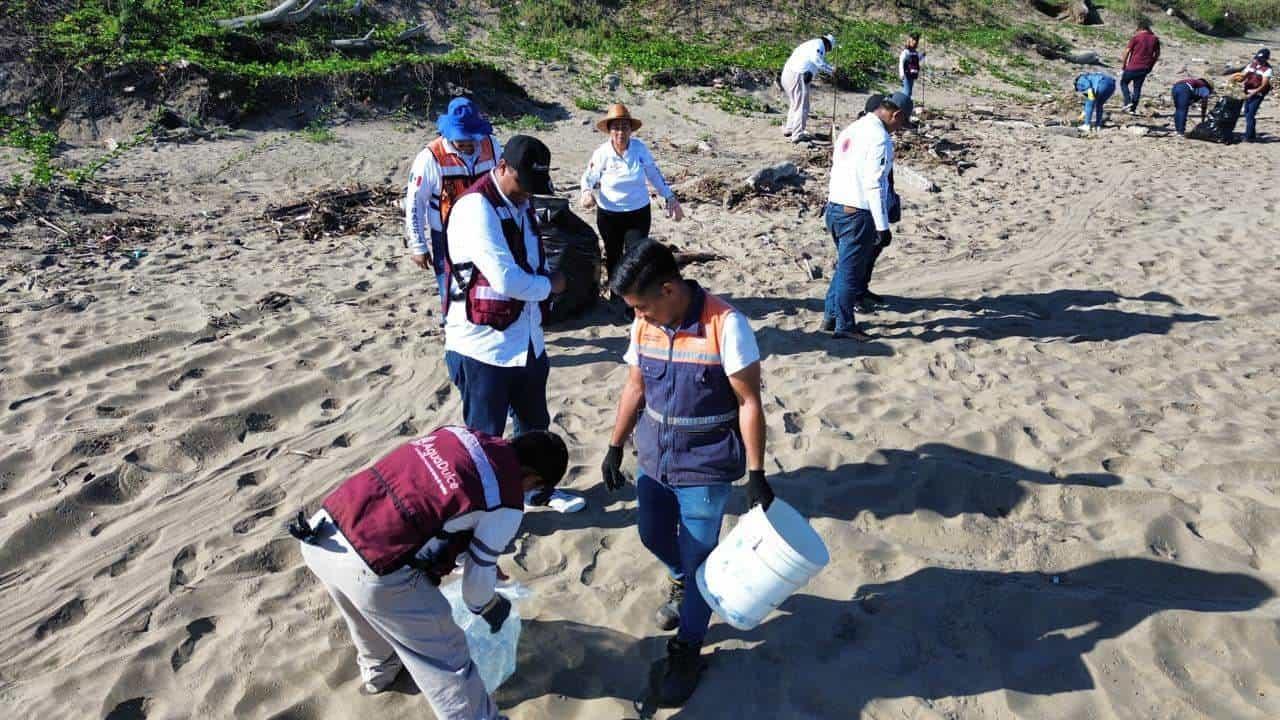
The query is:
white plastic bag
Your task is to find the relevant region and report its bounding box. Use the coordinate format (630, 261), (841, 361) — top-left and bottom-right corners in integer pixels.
(439, 581), (530, 692)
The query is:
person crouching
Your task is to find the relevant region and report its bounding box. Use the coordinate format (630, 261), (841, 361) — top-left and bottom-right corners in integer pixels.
(292, 427), (569, 720)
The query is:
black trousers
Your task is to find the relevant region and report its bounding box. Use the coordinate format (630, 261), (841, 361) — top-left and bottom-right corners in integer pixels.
(596, 204), (652, 287)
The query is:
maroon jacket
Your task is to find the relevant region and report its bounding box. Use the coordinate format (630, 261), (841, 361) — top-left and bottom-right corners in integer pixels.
(1124, 30), (1161, 72)
(323, 427), (524, 575)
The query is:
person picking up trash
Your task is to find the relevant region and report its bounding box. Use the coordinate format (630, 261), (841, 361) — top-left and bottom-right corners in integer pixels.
(291, 426), (569, 720)
(404, 97), (502, 311)
(599, 239), (774, 708)
(781, 33), (837, 142)
(1171, 77), (1214, 137)
(1075, 72), (1116, 133)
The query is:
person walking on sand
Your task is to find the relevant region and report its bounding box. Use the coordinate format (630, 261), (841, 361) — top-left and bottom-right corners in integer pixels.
(579, 104), (683, 287)
(405, 97), (502, 311)
(823, 92), (912, 342)
(443, 135), (566, 438)
(599, 239), (774, 708)
(1238, 48), (1273, 143)
(781, 33), (837, 142)
(291, 426), (569, 720)
(898, 33), (925, 99)
(1171, 77), (1214, 137)
(1075, 72), (1116, 132)
(1120, 18), (1160, 114)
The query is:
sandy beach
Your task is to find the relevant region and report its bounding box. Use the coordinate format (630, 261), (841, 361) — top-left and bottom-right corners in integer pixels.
(2, 21), (1280, 720)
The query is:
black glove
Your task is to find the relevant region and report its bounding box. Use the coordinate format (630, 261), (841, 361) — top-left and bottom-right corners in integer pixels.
(876, 229), (893, 247)
(601, 445), (628, 491)
(478, 594), (511, 634)
(746, 469), (775, 510)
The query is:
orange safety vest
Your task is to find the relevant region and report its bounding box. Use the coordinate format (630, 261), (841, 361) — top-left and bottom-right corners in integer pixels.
(428, 136), (498, 226)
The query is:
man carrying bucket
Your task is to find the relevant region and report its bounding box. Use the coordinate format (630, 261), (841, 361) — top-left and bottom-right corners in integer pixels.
(289, 426), (569, 720)
(599, 239), (774, 707)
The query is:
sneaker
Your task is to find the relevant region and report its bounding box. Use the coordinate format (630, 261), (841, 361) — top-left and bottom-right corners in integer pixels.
(655, 578), (684, 631)
(792, 132), (812, 143)
(832, 329), (872, 342)
(854, 299), (878, 314)
(656, 637), (704, 707)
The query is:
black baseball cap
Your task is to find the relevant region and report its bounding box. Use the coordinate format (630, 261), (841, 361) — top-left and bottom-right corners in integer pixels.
(502, 135), (553, 195)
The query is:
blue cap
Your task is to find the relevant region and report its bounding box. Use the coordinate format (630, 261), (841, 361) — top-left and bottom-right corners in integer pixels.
(436, 97), (493, 142)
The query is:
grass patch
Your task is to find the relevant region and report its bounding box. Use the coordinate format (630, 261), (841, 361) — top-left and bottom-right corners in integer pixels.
(574, 96), (605, 112)
(693, 88), (771, 116)
(501, 114), (552, 132)
(2, 109), (155, 188)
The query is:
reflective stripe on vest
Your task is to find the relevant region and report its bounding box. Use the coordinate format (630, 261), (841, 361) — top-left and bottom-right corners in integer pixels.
(321, 426), (522, 575)
(428, 136), (497, 225)
(644, 406), (737, 429)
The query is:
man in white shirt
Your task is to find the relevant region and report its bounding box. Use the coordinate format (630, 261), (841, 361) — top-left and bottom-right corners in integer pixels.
(824, 92), (912, 341)
(404, 97), (503, 311)
(443, 135), (566, 437)
(781, 34), (836, 142)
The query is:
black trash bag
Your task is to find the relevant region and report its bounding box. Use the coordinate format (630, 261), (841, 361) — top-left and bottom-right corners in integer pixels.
(533, 196), (602, 325)
(1188, 97), (1243, 144)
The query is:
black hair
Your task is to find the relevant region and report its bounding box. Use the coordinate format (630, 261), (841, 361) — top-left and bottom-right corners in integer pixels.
(821, 37), (833, 52)
(909, 32), (920, 41)
(609, 238), (681, 297)
(864, 93), (885, 115)
(511, 430), (569, 488)
(1136, 17), (1151, 30)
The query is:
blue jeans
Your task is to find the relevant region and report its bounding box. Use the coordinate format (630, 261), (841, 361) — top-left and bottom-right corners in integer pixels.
(901, 75), (915, 98)
(1243, 94), (1265, 141)
(823, 203), (877, 333)
(444, 345), (550, 437)
(431, 229), (449, 314)
(1171, 84), (1195, 135)
(1082, 88), (1112, 128)
(636, 473), (731, 646)
(1120, 69), (1149, 109)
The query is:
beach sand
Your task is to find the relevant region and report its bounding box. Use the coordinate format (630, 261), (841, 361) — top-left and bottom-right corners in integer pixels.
(2, 28), (1280, 720)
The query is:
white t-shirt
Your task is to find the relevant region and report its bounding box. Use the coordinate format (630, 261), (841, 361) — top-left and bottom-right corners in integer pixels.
(580, 138), (674, 213)
(623, 309), (761, 375)
(783, 38), (834, 77)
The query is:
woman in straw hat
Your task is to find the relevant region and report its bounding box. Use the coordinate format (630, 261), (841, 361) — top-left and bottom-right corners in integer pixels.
(580, 103), (683, 283)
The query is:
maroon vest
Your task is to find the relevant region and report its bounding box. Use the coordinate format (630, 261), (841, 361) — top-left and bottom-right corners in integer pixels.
(322, 426), (524, 575)
(443, 173), (547, 331)
(1243, 60), (1272, 94)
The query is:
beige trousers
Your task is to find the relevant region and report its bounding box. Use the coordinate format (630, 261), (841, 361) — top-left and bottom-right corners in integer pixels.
(781, 69), (811, 136)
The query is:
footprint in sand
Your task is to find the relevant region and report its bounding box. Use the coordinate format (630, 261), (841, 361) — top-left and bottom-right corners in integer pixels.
(170, 545), (197, 593)
(34, 597), (88, 641)
(94, 531), (159, 579)
(170, 617), (216, 672)
(579, 535), (613, 587)
(167, 367), (206, 392)
(104, 697), (150, 720)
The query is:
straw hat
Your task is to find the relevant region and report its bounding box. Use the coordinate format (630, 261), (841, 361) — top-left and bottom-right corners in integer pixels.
(596, 103), (643, 133)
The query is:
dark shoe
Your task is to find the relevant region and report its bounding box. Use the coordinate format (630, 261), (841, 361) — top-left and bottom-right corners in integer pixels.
(854, 299), (877, 314)
(832, 329), (872, 342)
(657, 637), (703, 707)
(819, 316), (835, 333)
(655, 578), (684, 631)
(862, 290), (885, 304)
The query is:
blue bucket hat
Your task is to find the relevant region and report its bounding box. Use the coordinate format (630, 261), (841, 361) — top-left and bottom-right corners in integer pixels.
(436, 97), (493, 141)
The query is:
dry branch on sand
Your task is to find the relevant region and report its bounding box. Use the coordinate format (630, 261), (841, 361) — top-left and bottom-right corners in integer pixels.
(265, 185), (399, 242)
(215, 0), (363, 29)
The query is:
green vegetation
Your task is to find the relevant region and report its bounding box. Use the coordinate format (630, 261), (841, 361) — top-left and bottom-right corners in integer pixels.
(26, 0), (492, 79)
(2, 110), (155, 188)
(1, 112), (60, 187)
(693, 88), (771, 116)
(501, 114), (552, 132)
(573, 96), (604, 112)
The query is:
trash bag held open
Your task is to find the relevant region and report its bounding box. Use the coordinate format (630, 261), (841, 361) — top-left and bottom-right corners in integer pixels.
(533, 196), (601, 325)
(439, 581), (530, 693)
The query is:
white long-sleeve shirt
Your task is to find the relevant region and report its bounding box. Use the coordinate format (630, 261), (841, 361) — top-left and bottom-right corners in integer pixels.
(580, 138), (674, 213)
(444, 170), (551, 367)
(828, 113), (894, 232)
(783, 38), (834, 77)
(424, 507), (522, 612)
(403, 135), (503, 256)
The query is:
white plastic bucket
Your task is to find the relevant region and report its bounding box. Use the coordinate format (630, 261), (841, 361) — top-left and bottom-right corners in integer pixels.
(696, 498), (829, 630)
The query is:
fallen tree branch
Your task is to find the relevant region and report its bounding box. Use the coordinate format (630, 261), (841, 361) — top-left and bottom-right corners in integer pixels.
(331, 29), (376, 51)
(397, 21), (430, 41)
(216, 0), (325, 29)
